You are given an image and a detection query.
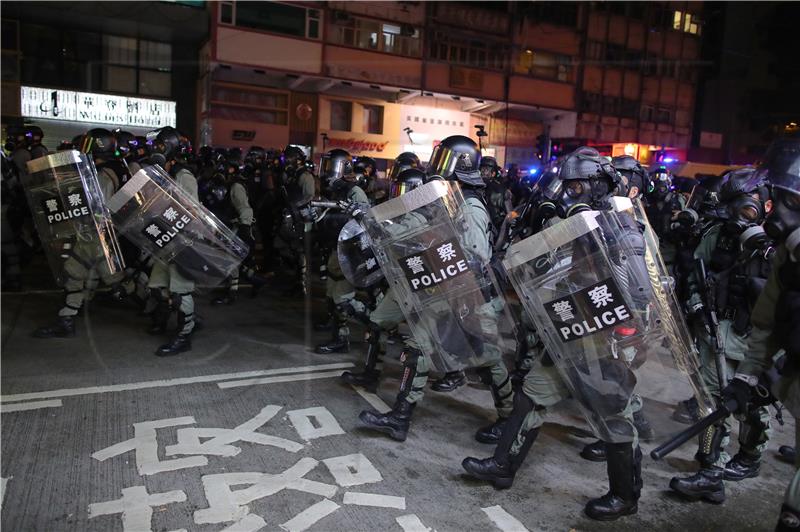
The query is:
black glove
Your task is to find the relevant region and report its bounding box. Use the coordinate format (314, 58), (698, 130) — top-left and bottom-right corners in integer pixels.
(720, 377), (754, 415)
(339, 200), (367, 221)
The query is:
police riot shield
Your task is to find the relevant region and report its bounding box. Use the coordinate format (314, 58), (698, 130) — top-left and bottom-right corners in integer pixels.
(362, 179), (515, 372)
(503, 209), (714, 444)
(106, 165), (249, 287)
(23, 150), (124, 286)
(337, 219), (384, 288)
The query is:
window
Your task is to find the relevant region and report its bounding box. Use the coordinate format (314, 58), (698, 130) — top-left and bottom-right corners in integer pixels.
(655, 107), (674, 124)
(620, 99), (639, 119)
(586, 41), (604, 61)
(331, 15), (421, 57)
(672, 11), (701, 35)
(603, 96), (620, 116)
(581, 92), (603, 114)
(221, 2), (321, 40)
(640, 104), (655, 122)
(362, 105), (383, 134)
(102, 35), (172, 97)
(429, 31), (509, 70)
(209, 82), (288, 125)
(330, 100), (352, 131)
(20, 25), (103, 90)
(514, 49), (573, 82)
(525, 2), (577, 27)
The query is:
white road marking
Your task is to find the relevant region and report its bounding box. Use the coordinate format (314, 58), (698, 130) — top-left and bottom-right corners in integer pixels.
(221, 513), (267, 532)
(396, 514), (435, 532)
(322, 453), (383, 487)
(0, 363), (354, 403)
(0, 477), (10, 511)
(92, 417), (208, 475)
(287, 406), (345, 441)
(279, 498), (340, 532)
(342, 491), (406, 509)
(88, 485), (187, 532)
(349, 385), (391, 413)
(0, 399), (63, 413)
(218, 370), (347, 389)
(166, 405), (303, 457)
(481, 505), (530, 532)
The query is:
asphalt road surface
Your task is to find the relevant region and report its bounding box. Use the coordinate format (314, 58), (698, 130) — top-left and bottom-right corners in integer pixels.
(1, 281), (795, 532)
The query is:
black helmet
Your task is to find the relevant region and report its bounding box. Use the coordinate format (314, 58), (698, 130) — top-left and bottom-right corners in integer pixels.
(648, 166), (673, 197)
(390, 168), (427, 198)
(611, 155), (648, 198)
(427, 135), (482, 186)
(389, 152), (421, 181)
(113, 130), (136, 158)
(762, 138), (800, 250)
(56, 140), (75, 152)
(716, 167), (769, 236)
(79, 128), (116, 159)
(227, 147), (243, 165)
(537, 147), (620, 217)
(146, 126), (181, 165)
(479, 155), (500, 180)
(247, 146), (266, 163)
(282, 145), (306, 167)
(319, 148), (353, 184)
(25, 125), (44, 144)
(354, 156), (376, 177)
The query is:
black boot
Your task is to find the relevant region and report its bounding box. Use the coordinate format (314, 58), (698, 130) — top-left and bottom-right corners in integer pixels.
(431, 370), (466, 392)
(155, 335), (192, 357)
(670, 421), (727, 503)
(359, 399), (415, 441)
(147, 299), (169, 335)
(155, 311), (193, 356)
(212, 290), (237, 306)
(672, 397), (700, 425)
(778, 446), (797, 464)
(475, 417), (508, 444)
(580, 440), (607, 462)
(314, 298), (336, 331)
(341, 327), (382, 392)
(724, 451), (761, 481)
(462, 392), (539, 489)
(472, 367), (513, 444)
(669, 467), (725, 503)
(32, 316), (76, 338)
(585, 442), (641, 521)
(315, 334), (349, 354)
(358, 348), (421, 441)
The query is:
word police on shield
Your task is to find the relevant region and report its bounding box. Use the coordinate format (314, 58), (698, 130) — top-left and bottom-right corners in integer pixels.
(141, 202), (193, 249)
(400, 238), (470, 292)
(545, 278), (632, 342)
(41, 190), (90, 225)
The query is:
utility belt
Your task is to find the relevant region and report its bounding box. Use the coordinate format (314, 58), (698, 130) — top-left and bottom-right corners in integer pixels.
(717, 305), (752, 337)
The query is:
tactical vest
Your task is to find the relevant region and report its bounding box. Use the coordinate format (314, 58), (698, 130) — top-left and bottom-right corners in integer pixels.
(485, 179), (508, 231)
(710, 228), (773, 335)
(645, 193), (681, 238)
(103, 160), (132, 186)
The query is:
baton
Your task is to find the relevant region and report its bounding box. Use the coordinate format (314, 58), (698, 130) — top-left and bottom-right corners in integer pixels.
(650, 398), (739, 460)
(310, 200), (340, 209)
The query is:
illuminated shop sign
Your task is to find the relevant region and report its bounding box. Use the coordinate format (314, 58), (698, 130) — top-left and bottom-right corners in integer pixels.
(327, 137), (389, 153)
(21, 86), (176, 128)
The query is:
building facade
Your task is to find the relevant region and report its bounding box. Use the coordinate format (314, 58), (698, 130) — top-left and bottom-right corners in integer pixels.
(198, 1), (705, 169)
(1, 1), (208, 150)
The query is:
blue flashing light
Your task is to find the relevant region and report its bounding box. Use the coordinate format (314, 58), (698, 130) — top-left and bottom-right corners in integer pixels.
(663, 157), (676, 163)
(529, 168), (539, 176)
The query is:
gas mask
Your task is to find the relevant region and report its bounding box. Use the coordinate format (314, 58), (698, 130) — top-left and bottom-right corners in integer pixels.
(724, 194), (765, 235)
(765, 188), (800, 260)
(651, 174), (672, 200)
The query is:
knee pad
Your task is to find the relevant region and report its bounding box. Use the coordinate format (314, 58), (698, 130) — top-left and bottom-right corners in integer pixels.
(400, 347), (422, 369)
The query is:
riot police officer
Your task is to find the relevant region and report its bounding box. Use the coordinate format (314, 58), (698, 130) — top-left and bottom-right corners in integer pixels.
(315, 149), (369, 354)
(462, 147), (646, 521)
(612, 155), (648, 201)
(210, 161), (265, 305)
(715, 138), (800, 531)
(339, 166), (427, 390)
(26, 125), (49, 160)
(353, 155), (377, 196)
(145, 127), (200, 356)
(482, 156), (513, 237)
(669, 167), (775, 503)
(358, 135), (514, 445)
(644, 165), (684, 265)
(33, 129), (124, 338)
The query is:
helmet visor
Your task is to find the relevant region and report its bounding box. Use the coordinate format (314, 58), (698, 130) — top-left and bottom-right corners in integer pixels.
(320, 155), (346, 182)
(426, 143), (459, 178)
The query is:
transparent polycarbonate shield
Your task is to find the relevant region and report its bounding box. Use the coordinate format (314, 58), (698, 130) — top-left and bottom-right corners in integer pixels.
(503, 209), (713, 443)
(337, 219), (384, 288)
(106, 165), (249, 287)
(23, 150), (124, 286)
(362, 180), (515, 372)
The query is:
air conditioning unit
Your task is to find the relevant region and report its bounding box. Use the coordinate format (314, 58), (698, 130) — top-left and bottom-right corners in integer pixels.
(332, 10), (352, 23)
(401, 24), (416, 37)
